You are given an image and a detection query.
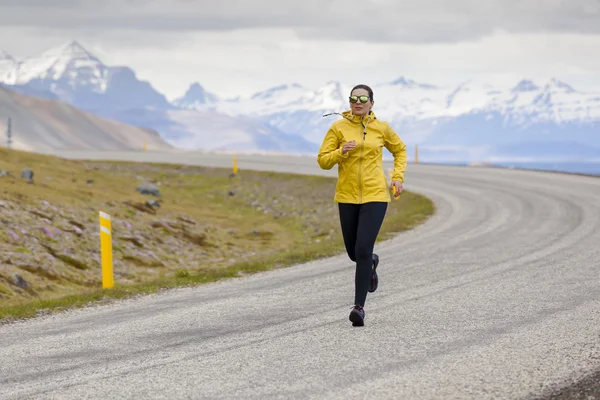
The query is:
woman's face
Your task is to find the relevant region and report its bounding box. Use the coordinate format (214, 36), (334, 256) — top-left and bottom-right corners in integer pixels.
(349, 88), (373, 117)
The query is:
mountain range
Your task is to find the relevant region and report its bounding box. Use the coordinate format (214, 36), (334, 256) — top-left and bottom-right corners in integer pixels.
(1, 40), (599, 162)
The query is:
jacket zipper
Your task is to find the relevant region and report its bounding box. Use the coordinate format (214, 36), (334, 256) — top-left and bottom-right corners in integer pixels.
(358, 120), (367, 204)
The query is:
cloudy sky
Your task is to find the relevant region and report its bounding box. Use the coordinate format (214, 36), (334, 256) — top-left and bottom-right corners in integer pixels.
(1, 0), (600, 100)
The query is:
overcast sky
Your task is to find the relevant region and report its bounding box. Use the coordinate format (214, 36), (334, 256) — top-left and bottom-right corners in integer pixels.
(1, 0), (600, 100)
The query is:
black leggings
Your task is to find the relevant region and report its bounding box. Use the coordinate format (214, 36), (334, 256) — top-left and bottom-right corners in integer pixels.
(338, 202), (388, 307)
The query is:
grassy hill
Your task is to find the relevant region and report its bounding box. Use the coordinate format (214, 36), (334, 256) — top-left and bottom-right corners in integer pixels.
(0, 147), (435, 322)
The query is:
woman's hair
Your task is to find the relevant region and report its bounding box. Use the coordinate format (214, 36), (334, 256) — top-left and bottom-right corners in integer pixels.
(350, 84), (374, 101)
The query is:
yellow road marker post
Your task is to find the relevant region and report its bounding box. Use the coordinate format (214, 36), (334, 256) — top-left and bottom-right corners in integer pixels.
(415, 145), (419, 164)
(233, 154), (238, 174)
(99, 211), (114, 289)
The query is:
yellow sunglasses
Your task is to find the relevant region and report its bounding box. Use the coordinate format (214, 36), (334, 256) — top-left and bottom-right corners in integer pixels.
(349, 95), (370, 103)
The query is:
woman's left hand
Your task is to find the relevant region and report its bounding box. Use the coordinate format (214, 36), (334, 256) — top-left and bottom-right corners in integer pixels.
(391, 180), (403, 198)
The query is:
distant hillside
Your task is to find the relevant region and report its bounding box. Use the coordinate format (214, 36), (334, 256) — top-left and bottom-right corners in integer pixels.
(0, 85), (172, 152)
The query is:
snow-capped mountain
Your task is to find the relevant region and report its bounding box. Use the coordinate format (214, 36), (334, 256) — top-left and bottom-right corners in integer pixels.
(196, 76), (600, 160)
(2, 40), (599, 161)
(0, 41), (317, 153)
(0, 40), (172, 111)
(172, 82), (218, 109)
(212, 76), (600, 126)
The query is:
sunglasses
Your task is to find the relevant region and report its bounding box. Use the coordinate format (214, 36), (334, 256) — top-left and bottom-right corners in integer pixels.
(349, 95), (370, 103)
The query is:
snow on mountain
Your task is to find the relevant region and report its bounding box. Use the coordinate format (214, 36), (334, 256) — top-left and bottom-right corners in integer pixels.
(0, 40), (172, 111)
(207, 76), (600, 126)
(6, 40), (106, 87)
(216, 83), (328, 115)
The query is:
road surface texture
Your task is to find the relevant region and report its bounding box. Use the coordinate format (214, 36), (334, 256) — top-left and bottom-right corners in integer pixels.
(2, 150), (600, 400)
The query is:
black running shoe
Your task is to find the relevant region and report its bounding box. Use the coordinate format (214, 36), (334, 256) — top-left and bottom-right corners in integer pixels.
(349, 305), (365, 326)
(368, 253), (379, 293)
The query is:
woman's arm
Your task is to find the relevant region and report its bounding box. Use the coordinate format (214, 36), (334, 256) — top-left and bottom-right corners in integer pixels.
(383, 123), (407, 182)
(317, 126), (348, 170)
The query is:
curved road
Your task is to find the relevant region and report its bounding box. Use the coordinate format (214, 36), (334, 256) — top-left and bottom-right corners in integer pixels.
(1, 150), (600, 399)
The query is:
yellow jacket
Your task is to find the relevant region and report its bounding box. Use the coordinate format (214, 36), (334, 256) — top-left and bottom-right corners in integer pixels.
(317, 110), (407, 204)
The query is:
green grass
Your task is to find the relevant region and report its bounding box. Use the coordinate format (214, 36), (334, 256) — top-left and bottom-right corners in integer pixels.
(0, 147), (435, 323)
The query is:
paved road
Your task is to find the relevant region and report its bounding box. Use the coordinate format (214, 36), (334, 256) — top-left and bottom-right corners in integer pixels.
(2, 150), (600, 400)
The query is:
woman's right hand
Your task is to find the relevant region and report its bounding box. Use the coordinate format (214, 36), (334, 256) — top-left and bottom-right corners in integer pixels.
(342, 140), (357, 154)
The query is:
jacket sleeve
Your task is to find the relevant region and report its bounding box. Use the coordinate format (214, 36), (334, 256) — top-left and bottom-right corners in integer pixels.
(383, 123), (407, 182)
(317, 125), (348, 170)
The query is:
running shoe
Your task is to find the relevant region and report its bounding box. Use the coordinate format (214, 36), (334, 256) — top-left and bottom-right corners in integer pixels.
(368, 253), (379, 293)
(349, 305), (365, 326)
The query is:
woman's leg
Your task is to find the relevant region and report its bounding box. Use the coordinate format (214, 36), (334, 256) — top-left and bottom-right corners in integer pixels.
(338, 203), (360, 263)
(354, 202), (387, 307)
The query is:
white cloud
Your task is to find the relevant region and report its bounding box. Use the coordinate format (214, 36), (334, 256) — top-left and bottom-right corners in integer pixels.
(1, 0), (600, 42)
(1, 1), (600, 99)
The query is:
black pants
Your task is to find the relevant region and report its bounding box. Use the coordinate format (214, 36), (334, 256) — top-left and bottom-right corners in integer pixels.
(338, 202), (388, 307)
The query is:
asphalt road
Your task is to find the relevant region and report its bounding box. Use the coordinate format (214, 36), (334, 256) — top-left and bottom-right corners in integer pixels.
(2, 150), (600, 400)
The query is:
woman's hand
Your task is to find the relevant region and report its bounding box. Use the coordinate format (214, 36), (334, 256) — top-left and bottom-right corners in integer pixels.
(341, 140), (357, 154)
(391, 180), (403, 198)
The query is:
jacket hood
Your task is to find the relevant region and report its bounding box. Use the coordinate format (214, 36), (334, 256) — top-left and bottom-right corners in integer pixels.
(341, 109), (377, 123)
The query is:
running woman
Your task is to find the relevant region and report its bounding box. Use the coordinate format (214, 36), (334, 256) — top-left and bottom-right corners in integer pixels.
(317, 84), (407, 326)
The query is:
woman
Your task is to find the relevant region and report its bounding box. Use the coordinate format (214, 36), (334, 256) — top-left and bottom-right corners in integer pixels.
(317, 84), (407, 327)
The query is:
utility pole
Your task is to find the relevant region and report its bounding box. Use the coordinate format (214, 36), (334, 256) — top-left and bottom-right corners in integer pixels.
(6, 117), (12, 148)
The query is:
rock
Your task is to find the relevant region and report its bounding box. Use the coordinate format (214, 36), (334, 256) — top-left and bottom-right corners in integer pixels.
(12, 274), (28, 289)
(150, 220), (171, 231)
(0, 170), (12, 177)
(20, 168), (34, 184)
(68, 220), (86, 231)
(6, 230), (19, 240)
(41, 227), (54, 238)
(41, 201), (59, 213)
(120, 236), (144, 248)
(30, 210), (54, 221)
(136, 183), (161, 197)
(124, 200), (157, 215)
(66, 226), (84, 237)
(177, 216), (196, 225)
(146, 200), (161, 209)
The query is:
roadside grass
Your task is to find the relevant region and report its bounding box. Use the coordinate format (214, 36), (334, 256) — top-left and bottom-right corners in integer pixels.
(0, 147), (435, 323)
